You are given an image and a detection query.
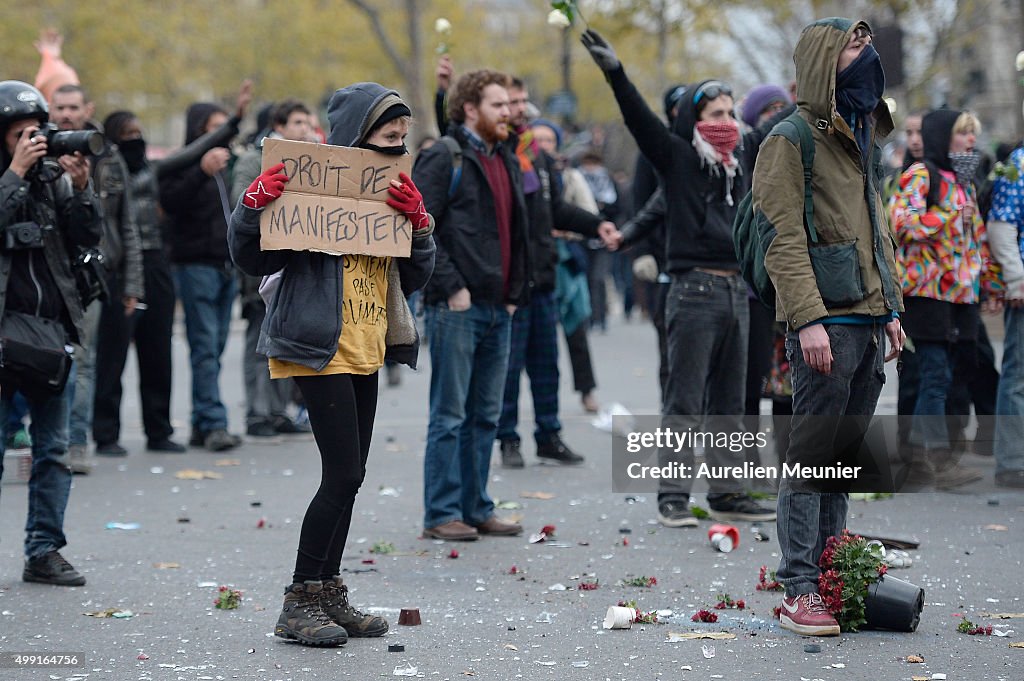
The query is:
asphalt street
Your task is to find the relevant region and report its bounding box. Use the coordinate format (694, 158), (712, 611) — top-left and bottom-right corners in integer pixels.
(0, 307), (1021, 681)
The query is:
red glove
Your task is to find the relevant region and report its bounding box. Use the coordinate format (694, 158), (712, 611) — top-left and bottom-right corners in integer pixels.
(386, 172), (431, 234)
(243, 162), (288, 210)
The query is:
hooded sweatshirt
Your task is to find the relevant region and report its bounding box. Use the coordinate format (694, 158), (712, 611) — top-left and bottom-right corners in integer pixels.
(754, 17), (902, 328)
(159, 102), (235, 265)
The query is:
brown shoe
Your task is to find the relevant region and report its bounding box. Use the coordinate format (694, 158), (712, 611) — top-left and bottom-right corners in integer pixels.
(423, 520), (479, 541)
(474, 516), (523, 536)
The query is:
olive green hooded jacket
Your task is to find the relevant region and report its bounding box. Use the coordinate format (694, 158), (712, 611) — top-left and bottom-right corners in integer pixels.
(753, 17), (903, 328)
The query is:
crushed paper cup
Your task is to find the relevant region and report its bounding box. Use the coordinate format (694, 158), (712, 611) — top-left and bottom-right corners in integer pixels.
(398, 608), (421, 625)
(603, 606), (635, 629)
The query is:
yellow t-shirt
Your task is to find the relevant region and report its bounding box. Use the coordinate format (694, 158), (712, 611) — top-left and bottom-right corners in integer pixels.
(269, 255), (390, 378)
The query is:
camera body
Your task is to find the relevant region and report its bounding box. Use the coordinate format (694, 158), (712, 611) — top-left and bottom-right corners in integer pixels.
(3, 221), (49, 250)
(34, 123), (105, 157)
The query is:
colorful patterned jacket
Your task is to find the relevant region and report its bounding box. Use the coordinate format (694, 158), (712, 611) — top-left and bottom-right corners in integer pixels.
(890, 163), (1001, 303)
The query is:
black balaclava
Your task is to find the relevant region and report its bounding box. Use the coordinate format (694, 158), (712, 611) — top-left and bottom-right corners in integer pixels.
(836, 44), (885, 164)
(104, 111), (147, 173)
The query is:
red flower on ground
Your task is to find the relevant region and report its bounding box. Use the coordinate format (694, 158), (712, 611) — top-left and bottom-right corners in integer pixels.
(691, 609), (718, 623)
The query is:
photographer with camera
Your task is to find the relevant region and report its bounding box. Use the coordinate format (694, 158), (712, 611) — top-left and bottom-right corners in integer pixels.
(48, 84), (144, 472)
(0, 80), (102, 586)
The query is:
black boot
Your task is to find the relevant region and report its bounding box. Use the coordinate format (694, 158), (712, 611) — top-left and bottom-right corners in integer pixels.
(536, 435), (584, 465)
(500, 440), (525, 468)
(275, 581), (348, 646)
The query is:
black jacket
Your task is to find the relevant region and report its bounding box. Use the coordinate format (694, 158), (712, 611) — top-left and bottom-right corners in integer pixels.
(92, 143), (144, 299)
(0, 169), (102, 344)
(606, 70), (772, 274)
(159, 105), (240, 266)
(413, 125), (530, 306)
(524, 147), (603, 292)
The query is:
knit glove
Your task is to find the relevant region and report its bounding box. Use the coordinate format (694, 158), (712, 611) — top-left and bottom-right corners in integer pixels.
(581, 29), (620, 72)
(242, 162), (288, 210)
(386, 171), (433, 236)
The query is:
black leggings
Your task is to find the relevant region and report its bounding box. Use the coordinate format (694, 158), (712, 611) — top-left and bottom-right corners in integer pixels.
(291, 372), (378, 583)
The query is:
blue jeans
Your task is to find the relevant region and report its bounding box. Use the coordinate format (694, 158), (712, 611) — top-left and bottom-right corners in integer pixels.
(995, 306), (1024, 473)
(910, 341), (953, 449)
(68, 298), (101, 446)
(658, 270), (748, 499)
(777, 323), (886, 597)
(423, 303), (511, 529)
(174, 264), (237, 433)
(1, 376), (74, 559)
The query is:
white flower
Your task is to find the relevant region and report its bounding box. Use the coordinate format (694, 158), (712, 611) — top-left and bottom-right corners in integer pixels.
(1016, 50), (1024, 72)
(435, 17), (452, 35)
(547, 10), (571, 28)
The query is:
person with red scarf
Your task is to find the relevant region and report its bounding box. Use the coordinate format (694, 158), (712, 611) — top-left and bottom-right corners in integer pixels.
(584, 31), (776, 528)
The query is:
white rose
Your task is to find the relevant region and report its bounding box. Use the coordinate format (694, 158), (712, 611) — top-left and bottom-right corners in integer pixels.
(1016, 50), (1024, 72)
(547, 10), (571, 28)
(435, 17), (452, 35)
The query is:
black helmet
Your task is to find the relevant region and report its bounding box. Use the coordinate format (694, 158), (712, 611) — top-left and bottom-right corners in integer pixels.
(0, 81), (49, 129)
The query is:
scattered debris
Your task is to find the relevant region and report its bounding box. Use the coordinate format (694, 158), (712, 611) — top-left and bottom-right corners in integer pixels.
(174, 469), (223, 480)
(804, 644), (821, 653)
(983, 613), (1024, 619)
(105, 522), (140, 530)
(137, 653), (149, 660)
(214, 586), (242, 610)
(448, 549), (459, 559)
(535, 660), (556, 666)
(667, 632), (736, 641)
(1009, 642), (1024, 648)
(603, 606), (633, 630)
(619, 600), (658, 624)
(983, 524), (1008, 532)
(959, 617), (994, 635)
(378, 486), (401, 497)
(690, 505), (710, 520)
(579, 580), (599, 591)
(714, 593), (746, 610)
(388, 644), (405, 653)
(508, 566), (521, 575)
(256, 518), (266, 529)
(756, 565), (784, 592)
(907, 655), (924, 663)
(152, 562), (180, 569)
(535, 612), (554, 623)
(495, 500), (522, 510)
(548, 583), (567, 591)
(398, 608), (421, 626)
(370, 541), (396, 555)
(84, 608), (134, 618)
(520, 491), (555, 500)
(702, 644), (716, 659)
(393, 663), (418, 676)
(751, 525), (770, 542)
(504, 644), (518, 651)
(214, 458), (241, 466)
(620, 575), (657, 588)
(571, 661), (590, 668)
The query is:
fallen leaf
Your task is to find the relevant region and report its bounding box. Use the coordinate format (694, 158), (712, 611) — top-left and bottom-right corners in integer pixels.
(666, 632), (737, 641)
(214, 458), (241, 466)
(174, 469), (223, 480)
(84, 608), (134, 618)
(906, 655), (925, 663)
(520, 491), (555, 500)
(153, 562), (180, 569)
(1010, 641), (1024, 648)
(983, 524), (1009, 531)
(983, 612), (1024, 619)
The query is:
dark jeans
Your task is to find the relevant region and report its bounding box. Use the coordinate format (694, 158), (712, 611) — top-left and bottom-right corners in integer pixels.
(497, 291), (562, 443)
(291, 373), (377, 583)
(1, 374), (74, 559)
(423, 303), (511, 529)
(658, 270), (748, 500)
(776, 323), (886, 597)
(93, 250), (178, 445)
(648, 280), (670, 407)
(174, 264), (237, 433)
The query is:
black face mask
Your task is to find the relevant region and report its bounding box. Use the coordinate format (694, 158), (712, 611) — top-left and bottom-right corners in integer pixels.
(118, 137), (148, 173)
(362, 143), (408, 156)
(836, 44), (885, 117)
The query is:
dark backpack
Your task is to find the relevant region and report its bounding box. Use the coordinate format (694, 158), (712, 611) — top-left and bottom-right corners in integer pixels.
(438, 135), (463, 198)
(733, 112), (819, 308)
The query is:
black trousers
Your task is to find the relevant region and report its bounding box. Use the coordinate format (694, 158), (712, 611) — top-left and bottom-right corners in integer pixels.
(564, 324), (596, 396)
(292, 372), (378, 583)
(93, 249), (176, 445)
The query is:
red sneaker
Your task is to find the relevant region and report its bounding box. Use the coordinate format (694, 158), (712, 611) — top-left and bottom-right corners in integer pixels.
(779, 593), (840, 636)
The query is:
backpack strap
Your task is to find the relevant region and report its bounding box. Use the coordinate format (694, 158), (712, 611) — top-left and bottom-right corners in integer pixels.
(771, 114), (819, 245)
(438, 135), (463, 198)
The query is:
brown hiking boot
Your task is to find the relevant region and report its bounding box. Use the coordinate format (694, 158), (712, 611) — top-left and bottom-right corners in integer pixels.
(274, 581), (348, 646)
(320, 577), (389, 637)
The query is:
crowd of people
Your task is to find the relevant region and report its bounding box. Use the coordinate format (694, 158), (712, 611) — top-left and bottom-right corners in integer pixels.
(1, 17), (1023, 646)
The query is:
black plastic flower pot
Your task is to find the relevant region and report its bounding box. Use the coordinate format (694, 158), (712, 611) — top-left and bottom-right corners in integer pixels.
(863, 574), (924, 632)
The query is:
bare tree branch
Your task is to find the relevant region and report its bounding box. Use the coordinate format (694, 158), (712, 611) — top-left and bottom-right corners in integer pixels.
(345, 0), (406, 77)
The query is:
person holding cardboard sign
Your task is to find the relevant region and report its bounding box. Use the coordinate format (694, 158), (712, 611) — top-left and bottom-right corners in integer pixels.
(228, 83), (434, 647)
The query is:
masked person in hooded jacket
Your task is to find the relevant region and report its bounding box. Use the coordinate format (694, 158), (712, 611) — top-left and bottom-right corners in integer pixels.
(890, 109), (1002, 488)
(753, 19), (904, 637)
(228, 83), (435, 647)
(582, 30), (777, 528)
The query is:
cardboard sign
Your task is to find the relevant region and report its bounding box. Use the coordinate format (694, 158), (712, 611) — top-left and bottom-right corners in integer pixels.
(258, 138), (413, 258)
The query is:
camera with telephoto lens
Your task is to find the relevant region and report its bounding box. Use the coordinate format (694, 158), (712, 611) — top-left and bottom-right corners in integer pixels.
(34, 122), (105, 157)
(3, 221), (50, 251)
